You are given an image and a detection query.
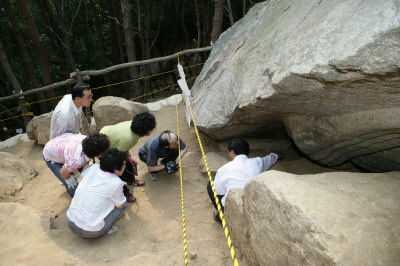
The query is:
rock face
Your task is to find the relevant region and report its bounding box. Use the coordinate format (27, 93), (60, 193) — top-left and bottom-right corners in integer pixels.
(191, 0), (400, 171)
(92, 96), (148, 130)
(225, 170), (400, 266)
(0, 152), (37, 197)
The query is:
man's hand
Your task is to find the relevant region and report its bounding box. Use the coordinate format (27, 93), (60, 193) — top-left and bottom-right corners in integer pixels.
(65, 175), (78, 190)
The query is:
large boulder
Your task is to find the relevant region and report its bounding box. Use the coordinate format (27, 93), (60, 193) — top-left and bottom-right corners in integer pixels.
(191, 0), (400, 171)
(26, 112), (93, 145)
(225, 170), (400, 265)
(0, 152), (37, 197)
(93, 96), (148, 130)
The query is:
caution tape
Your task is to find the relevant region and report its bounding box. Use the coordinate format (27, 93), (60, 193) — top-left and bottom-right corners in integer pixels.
(176, 102), (189, 265)
(188, 104), (239, 266)
(0, 112), (34, 123)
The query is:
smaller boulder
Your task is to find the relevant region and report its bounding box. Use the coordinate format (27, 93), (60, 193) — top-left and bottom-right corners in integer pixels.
(26, 112), (52, 145)
(93, 96), (148, 130)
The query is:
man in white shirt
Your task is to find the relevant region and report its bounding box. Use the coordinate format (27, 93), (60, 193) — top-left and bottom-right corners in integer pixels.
(208, 138), (279, 223)
(66, 148), (128, 238)
(50, 83), (93, 139)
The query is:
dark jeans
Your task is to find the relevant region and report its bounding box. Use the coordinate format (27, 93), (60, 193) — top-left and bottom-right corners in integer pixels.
(138, 149), (179, 172)
(207, 181), (224, 212)
(45, 159), (76, 198)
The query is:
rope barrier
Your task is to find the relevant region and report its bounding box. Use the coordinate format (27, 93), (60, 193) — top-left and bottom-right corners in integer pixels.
(176, 102), (189, 265)
(0, 112), (34, 123)
(0, 62), (204, 119)
(188, 104), (239, 266)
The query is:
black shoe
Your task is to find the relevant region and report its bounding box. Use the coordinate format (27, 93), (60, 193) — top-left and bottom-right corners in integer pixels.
(213, 210), (222, 224)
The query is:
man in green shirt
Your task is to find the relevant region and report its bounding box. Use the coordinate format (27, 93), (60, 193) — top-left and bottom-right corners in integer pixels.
(100, 112), (156, 202)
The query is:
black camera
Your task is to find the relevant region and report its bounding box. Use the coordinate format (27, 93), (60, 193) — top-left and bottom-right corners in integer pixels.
(165, 161), (179, 174)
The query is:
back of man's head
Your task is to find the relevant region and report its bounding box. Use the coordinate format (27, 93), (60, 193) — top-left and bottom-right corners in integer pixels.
(130, 112), (156, 136)
(100, 148), (128, 173)
(82, 132), (110, 158)
(71, 83), (90, 100)
(159, 130), (173, 147)
(228, 138), (250, 156)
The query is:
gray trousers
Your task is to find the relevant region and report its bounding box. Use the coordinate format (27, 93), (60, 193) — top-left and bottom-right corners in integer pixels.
(67, 203), (127, 239)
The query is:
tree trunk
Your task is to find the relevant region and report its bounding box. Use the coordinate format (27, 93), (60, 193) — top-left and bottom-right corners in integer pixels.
(4, 0), (48, 113)
(226, 0), (235, 26)
(89, 0), (114, 95)
(51, 0), (76, 74)
(0, 41), (30, 128)
(33, 0), (69, 77)
(120, 0), (140, 98)
(243, 0), (247, 16)
(108, 0), (129, 95)
(210, 0), (226, 43)
(16, 0), (57, 108)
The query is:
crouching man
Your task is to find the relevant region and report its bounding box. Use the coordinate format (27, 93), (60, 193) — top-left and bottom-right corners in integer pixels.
(208, 138), (280, 223)
(66, 148), (128, 238)
(138, 130), (187, 181)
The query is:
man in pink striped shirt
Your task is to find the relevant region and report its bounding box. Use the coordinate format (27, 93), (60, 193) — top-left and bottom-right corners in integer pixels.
(43, 132), (110, 197)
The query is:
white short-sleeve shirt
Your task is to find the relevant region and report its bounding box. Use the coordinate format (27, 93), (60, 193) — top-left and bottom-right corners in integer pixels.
(66, 164), (126, 231)
(214, 153), (278, 206)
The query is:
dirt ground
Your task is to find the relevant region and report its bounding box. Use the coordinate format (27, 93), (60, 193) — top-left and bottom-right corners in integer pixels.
(0, 104), (238, 266)
(0, 103), (338, 265)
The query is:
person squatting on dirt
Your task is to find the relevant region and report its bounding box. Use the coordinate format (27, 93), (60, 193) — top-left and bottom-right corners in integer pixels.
(100, 112), (156, 203)
(207, 138), (279, 224)
(66, 148), (128, 238)
(50, 83), (93, 139)
(138, 130), (188, 181)
(43, 132), (110, 197)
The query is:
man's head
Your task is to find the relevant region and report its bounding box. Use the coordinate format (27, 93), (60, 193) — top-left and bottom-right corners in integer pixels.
(227, 138), (250, 160)
(159, 130), (179, 149)
(131, 112), (156, 136)
(100, 148), (128, 176)
(71, 83), (92, 108)
(82, 132), (110, 159)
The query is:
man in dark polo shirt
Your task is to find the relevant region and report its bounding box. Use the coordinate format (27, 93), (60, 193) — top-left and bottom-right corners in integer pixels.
(138, 130), (188, 181)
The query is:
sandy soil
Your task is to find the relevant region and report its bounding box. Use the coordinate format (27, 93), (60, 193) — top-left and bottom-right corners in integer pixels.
(0, 103), (337, 265)
(0, 104), (235, 266)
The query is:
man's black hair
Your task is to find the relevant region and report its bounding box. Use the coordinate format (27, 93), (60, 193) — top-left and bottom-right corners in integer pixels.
(228, 138), (250, 156)
(82, 132), (110, 158)
(130, 112), (156, 136)
(159, 130), (172, 147)
(71, 83), (90, 100)
(100, 148), (128, 173)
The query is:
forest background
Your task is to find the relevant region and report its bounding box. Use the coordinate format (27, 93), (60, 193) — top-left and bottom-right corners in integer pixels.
(0, 0), (263, 140)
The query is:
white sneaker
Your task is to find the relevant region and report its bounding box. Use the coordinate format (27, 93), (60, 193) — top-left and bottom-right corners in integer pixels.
(106, 226), (119, 235)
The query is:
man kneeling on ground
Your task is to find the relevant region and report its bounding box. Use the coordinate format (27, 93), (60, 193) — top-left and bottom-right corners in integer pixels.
(138, 130), (188, 181)
(66, 148), (128, 238)
(208, 138), (279, 223)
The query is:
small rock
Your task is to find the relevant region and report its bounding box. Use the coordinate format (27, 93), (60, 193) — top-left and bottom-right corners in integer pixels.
(189, 251), (197, 260)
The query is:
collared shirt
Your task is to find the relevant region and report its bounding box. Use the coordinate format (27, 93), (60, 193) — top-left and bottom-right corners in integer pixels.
(214, 153), (278, 206)
(50, 94), (81, 139)
(100, 121), (139, 152)
(139, 136), (186, 166)
(43, 133), (90, 172)
(66, 164), (126, 231)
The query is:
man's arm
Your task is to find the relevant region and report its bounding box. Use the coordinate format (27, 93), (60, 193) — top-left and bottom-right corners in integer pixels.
(176, 145), (188, 163)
